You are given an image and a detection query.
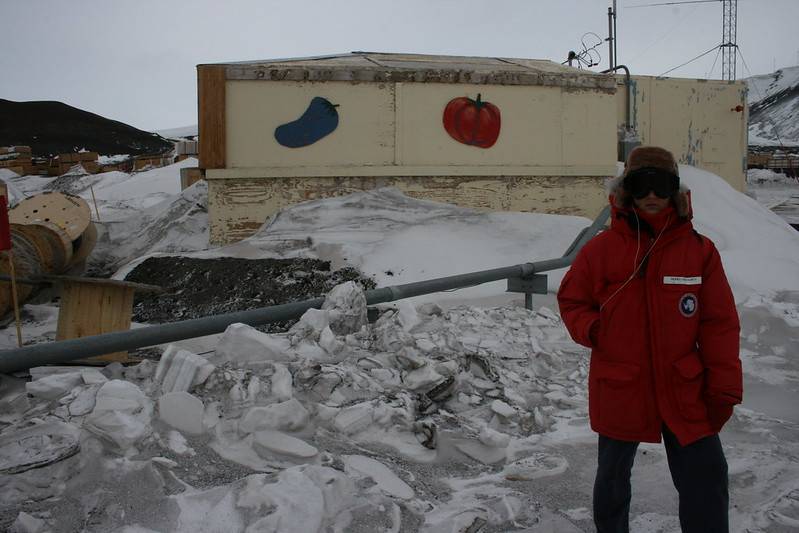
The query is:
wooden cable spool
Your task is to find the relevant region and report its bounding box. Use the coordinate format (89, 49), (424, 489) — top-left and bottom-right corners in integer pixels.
(0, 192), (95, 318)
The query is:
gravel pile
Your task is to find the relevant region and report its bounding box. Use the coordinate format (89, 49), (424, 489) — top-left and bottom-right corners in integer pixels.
(125, 256), (377, 330)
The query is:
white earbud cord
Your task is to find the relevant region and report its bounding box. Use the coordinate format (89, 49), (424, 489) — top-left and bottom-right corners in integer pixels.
(599, 211), (671, 311)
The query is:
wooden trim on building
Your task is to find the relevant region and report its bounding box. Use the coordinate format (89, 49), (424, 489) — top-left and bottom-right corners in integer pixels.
(198, 65), (227, 169)
(205, 164), (619, 179)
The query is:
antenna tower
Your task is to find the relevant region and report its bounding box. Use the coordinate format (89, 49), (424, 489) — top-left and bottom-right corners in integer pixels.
(721, 0), (737, 80)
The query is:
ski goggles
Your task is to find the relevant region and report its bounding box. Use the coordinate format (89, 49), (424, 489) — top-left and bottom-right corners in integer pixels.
(623, 167), (680, 200)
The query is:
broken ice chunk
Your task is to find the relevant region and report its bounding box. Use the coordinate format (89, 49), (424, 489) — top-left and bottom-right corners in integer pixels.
(124, 359), (156, 380)
(155, 345), (215, 394)
(490, 400), (516, 419)
(158, 391), (205, 435)
(214, 323), (295, 364)
(395, 300), (421, 332)
(403, 366), (444, 391)
(322, 281), (368, 335)
(478, 425), (511, 449)
(318, 326), (344, 355)
(289, 308), (331, 341)
(84, 380), (153, 452)
(453, 439), (507, 464)
(238, 398), (310, 434)
(203, 401), (222, 431)
(343, 454), (414, 500)
(415, 337), (437, 353)
(80, 369), (108, 385)
(395, 347), (426, 370)
(68, 385), (100, 417)
(333, 401), (375, 434)
(253, 430), (318, 459)
(161, 429), (195, 456)
(0, 420), (80, 474)
(25, 372), (83, 401)
(10, 511), (48, 533)
(271, 363), (293, 401)
(503, 453), (569, 481)
(417, 302), (443, 316)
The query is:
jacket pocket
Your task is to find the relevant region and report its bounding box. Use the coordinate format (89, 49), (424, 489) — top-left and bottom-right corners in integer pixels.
(593, 361), (646, 433)
(671, 352), (707, 421)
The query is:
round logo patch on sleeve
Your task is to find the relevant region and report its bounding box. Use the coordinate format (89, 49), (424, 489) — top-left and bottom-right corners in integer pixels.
(679, 293), (698, 317)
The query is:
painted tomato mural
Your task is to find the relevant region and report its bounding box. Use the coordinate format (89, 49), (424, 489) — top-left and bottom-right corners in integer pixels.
(442, 93), (501, 148)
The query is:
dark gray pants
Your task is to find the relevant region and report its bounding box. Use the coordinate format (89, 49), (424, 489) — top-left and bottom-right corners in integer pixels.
(593, 426), (729, 533)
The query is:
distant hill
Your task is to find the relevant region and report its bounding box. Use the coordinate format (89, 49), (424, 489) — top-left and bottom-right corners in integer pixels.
(745, 66), (799, 147)
(0, 99), (174, 157)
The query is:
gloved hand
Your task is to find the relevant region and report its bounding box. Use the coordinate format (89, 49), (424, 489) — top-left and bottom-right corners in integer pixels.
(705, 395), (737, 433)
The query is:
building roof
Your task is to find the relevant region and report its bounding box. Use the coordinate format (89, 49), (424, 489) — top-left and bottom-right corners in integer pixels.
(201, 52), (616, 91)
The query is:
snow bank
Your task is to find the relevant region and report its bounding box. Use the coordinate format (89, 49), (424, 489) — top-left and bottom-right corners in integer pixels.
(682, 165), (799, 298)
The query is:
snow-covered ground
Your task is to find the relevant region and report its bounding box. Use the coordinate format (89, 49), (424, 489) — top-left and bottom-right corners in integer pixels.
(1, 162), (798, 532)
(748, 169), (799, 226)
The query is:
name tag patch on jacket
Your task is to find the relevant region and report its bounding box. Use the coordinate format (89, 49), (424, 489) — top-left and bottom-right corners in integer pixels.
(679, 293), (698, 317)
(664, 276), (702, 285)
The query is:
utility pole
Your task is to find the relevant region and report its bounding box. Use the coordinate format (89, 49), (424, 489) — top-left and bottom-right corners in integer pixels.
(721, 0), (737, 80)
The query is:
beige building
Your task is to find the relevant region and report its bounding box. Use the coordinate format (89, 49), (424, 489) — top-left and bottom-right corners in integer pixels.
(614, 74), (748, 190)
(196, 52), (746, 244)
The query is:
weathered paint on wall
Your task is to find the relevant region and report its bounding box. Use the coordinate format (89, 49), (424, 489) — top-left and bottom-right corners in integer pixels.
(226, 81), (396, 168)
(207, 175), (607, 245)
(225, 80), (617, 174)
(208, 75), (618, 244)
(616, 76), (747, 190)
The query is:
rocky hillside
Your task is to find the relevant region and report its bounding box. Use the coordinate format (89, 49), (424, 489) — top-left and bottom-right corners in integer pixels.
(746, 66), (799, 147)
(0, 99), (173, 157)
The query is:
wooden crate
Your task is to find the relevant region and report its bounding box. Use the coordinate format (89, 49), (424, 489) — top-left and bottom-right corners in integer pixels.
(180, 167), (204, 189)
(81, 161), (100, 174)
(52, 277), (162, 364)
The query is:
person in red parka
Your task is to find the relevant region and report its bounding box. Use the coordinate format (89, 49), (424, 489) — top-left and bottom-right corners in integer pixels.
(557, 146), (742, 533)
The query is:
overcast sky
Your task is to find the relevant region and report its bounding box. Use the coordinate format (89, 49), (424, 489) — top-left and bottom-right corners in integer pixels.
(2, 0), (797, 132)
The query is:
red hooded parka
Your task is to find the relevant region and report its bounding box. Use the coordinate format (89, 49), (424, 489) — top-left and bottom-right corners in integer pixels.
(557, 181), (742, 446)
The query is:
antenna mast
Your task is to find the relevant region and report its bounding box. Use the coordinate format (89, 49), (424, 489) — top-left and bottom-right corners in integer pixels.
(721, 0), (737, 80)
(607, 1), (618, 70)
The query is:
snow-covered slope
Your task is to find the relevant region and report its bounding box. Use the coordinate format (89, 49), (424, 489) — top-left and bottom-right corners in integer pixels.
(746, 66), (799, 146)
(155, 124), (198, 139)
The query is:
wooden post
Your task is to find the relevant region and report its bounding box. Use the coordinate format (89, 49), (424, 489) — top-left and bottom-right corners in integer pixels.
(89, 185), (101, 222)
(198, 65), (227, 170)
(7, 250), (22, 347)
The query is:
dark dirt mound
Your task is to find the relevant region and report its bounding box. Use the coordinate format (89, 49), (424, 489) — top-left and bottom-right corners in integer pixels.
(0, 99), (173, 157)
(125, 256), (376, 332)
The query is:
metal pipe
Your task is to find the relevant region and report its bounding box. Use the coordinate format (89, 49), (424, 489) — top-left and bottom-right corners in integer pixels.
(602, 64), (632, 130)
(0, 207), (610, 374)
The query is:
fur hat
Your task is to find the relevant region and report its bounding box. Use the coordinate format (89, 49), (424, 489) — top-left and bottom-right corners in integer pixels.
(623, 145), (679, 177)
(610, 145), (690, 217)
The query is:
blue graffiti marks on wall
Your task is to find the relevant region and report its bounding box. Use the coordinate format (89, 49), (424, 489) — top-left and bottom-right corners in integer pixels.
(274, 97), (340, 148)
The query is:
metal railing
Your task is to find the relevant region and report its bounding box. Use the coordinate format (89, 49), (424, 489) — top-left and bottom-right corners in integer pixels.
(0, 207), (610, 374)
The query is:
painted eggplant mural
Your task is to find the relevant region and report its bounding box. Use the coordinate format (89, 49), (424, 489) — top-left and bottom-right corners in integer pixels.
(274, 97), (340, 148)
